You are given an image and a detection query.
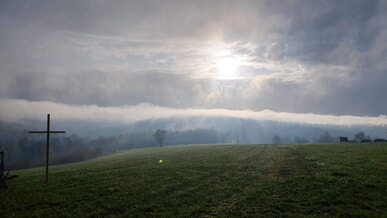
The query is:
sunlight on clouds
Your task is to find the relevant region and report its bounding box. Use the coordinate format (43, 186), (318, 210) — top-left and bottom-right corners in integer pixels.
(214, 57), (241, 80)
(203, 41), (248, 80)
(1, 0), (386, 118)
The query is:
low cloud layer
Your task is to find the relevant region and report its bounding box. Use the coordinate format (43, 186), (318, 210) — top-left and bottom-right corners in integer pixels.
(1, 0), (386, 119)
(1, 99), (387, 126)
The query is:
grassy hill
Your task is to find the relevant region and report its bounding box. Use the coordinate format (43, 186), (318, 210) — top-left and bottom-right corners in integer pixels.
(1, 143), (386, 217)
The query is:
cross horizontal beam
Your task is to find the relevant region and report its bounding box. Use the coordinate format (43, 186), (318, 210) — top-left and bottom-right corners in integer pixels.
(29, 131), (66, 134)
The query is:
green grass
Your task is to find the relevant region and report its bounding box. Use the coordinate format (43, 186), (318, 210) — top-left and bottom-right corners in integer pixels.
(1, 143), (386, 217)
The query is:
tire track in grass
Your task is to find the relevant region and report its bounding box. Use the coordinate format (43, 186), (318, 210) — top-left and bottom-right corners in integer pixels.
(205, 145), (319, 217)
(266, 145), (317, 179)
(240, 145), (319, 216)
(203, 144), (282, 217)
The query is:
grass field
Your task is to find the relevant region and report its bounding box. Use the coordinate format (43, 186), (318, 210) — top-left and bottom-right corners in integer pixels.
(1, 143), (386, 217)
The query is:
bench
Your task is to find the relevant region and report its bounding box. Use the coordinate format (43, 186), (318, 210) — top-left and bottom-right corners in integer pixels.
(1, 151), (18, 189)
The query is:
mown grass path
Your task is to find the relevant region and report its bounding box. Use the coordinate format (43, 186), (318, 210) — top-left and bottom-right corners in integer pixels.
(1, 143), (386, 217)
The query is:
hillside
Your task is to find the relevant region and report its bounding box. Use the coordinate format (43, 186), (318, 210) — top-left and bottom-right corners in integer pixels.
(3, 117), (387, 170)
(1, 143), (386, 217)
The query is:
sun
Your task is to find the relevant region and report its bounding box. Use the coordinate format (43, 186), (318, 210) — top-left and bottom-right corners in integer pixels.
(215, 57), (241, 79)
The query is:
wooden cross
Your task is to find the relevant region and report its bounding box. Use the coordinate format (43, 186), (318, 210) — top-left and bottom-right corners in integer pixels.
(29, 114), (65, 183)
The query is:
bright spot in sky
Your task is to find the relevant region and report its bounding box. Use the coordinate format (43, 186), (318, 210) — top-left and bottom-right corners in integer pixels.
(215, 57), (241, 79)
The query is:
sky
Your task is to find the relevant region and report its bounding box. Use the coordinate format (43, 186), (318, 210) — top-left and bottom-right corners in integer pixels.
(1, 0), (387, 125)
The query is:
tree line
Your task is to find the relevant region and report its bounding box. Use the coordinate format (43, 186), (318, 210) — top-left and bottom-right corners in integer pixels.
(0, 128), (226, 170)
(272, 130), (385, 144)
(1, 117), (386, 169)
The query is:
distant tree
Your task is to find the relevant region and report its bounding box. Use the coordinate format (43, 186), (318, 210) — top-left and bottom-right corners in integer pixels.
(354, 131), (370, 142)
(234, 131), (240, 144)
(240, 126), (248, 143)
(153, 129), (167, 147)
(317, 131), (335, 143)
(272, 135), (282, 144)
(354, 131), (365, 142)
(294, 136), (309, 144)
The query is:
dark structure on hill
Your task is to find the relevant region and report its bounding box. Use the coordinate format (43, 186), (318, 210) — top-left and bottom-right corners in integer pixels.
(339, 137), (348, 142)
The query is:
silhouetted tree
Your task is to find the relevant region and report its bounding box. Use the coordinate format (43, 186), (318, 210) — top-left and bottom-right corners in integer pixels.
(294, 136), (309, 144)
(272, 135), (282, 144)
(153, 129), (167, 147)
(354, 131), (365, 141)
(354, 131), (370, 142)
(317, 131), (335, 143)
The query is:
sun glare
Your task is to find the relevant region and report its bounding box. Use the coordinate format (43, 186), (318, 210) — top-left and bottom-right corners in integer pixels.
(215, 57), (241, 79)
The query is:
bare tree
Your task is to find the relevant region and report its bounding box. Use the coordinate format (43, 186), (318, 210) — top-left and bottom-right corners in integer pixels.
(153, 129), (167, 147)
(354, 131), (370, 142)
(317, 131), (335, 143)
(272, 135), (282, 144)
(294, 136), (309, 144)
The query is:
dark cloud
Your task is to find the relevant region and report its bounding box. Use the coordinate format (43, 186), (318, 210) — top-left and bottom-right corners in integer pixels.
(2, 71), (212, 108)
(270, 0), (386, 66)
(241, 68), (387, 116)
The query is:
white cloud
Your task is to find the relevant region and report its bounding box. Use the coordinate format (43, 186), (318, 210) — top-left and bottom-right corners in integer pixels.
(1, 99), (387, 126)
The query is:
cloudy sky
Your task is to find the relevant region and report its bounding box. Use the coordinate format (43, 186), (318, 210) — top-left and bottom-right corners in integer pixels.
(1, 0), (387, 125)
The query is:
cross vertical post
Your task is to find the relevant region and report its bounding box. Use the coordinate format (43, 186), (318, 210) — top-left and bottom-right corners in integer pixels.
(46, 114), (50, 183)
(29, 114), (66, 183)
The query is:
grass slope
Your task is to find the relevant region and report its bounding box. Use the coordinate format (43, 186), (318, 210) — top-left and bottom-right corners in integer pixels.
(1, 143), (386, 217)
